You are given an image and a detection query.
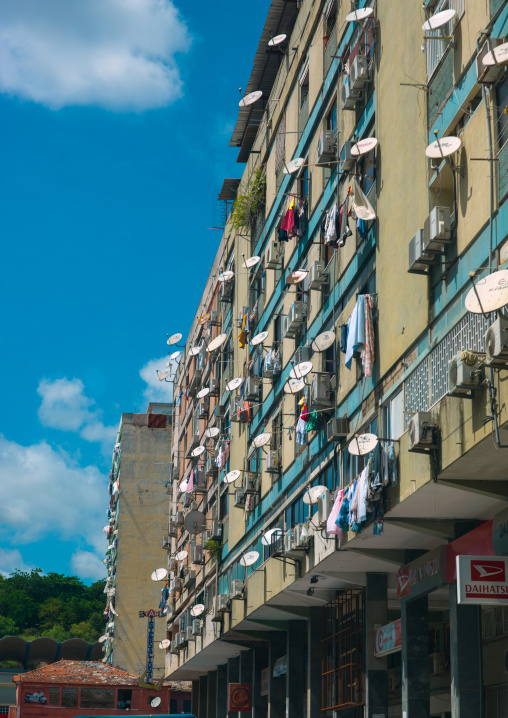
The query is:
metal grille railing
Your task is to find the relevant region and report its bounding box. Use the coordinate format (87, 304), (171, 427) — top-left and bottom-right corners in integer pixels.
(426, 0), (465, 79)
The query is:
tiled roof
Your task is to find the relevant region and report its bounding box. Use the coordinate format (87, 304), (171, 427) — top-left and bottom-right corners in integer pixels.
(13, 660), (139, 686)
(164, 680), (192, 692)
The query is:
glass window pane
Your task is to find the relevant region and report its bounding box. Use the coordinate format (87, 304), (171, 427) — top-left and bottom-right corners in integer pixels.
(61, 688), (78, 708)
(389, 391), (404, 440)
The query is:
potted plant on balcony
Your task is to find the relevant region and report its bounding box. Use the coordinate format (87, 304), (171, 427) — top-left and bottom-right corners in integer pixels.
(204, 538), (223, 560)
(228, 167), (266, 233)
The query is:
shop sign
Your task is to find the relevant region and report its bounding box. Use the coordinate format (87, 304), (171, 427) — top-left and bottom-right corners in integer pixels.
(374, 618), (401, 657)
(397, 545), (447, 600)
(457, 555), (508, 605)
(260, 667), (269, 696)
(229, 683), (252, 711)
(139, 608), (162, 684)
(273, 655), (287, 677)
(492, 507), (508, 556)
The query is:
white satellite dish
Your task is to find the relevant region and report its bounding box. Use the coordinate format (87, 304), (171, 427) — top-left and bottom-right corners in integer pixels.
(197, 387), (210, 398)
(303, 485), (328, 505)
(239, 90), (263, 107)
(351, 137), (378, 156)
(189, 346), (201, 357)
(311, 331), (335, 352)
(348, 433), (379, 456)
(191, 603), (205, 617)
(345, 7), (374, 22)
(251, 331), (269, 346)
(242, 255), (261, 268)
(204, 427), (220, 439)
(184, 510), (207, 535)
(422, 8), (456, 31)
(225, 469), (242, 484)
(283, 158), (305, 175)
(191, 445), (205, 457)
(167, 333), (182, 346)
(208, 334), (227, 352)
(465, 270), (508, 314)
(483, 41), (508, 67)
(158, 369), (172, 382)
(151, 697), (162, 708)
(227, 377), (243, 391)
(240, 550), (260, 567)
(284, 378), (306, 394)
(268, 34), (287, 46)
(425, 136), (461, 159)
(170, 351), (181, 360)
(218, 270), (234, 282)
(99, 635), (108, 643)
(175, 550), (188, 561)
(151, 568), (168, 582)
(261, 528), (282, 545)
(159, 639), (171, 649)
(252, 433), (271, 448)
(179, 478), (189, 493)
(289, 361), (313, 379)
(287, 270), (308, 284)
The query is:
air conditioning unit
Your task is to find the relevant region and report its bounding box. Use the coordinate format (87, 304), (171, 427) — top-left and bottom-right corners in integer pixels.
(485, 316), (508, 365)
(217, 594), (229, 612)
(187, 431), (200, 455)
(197, 400), (209, 418)
(308, 260), (329, 289)
(168, 521), (177, 538)
(184, 569), (196, 588)
(340, 141), (355, 173)
(429, 652), (447, 676)
(245, 475), (260, 494)
(205, 456), (218, 477)
(229, 580), (244, 600)
(209, 310), (220, 326)
(266, 450), (281, 474)
(175, 631), (188, 649)
(317, 130), (336, 164)
(185, 626), (195, 642)
(192, 618), (203, 635)
(294, 523), (310, 549)
(170, 640), (179, 655)
(284, 529), (295, 553)
(317, 489), (333, 528)
(193, 471), (207, 493)
(209, 377), (219, 396)
(220, 280), (233, 303)
(310, 373), (332, 409)
(170, 577), (183, 593)
(245, 375), (260, 399)
(172, 460), (180, 481)
(341, 75), (361, 110)
(191, 544), (205, 565)
(175, 511), (185, 527)
(477, 38), (505, 83)
(210, 519), (223, 540)
(266, 240), (281, 269)
(162, 536), (171, 550)
(296, 345), (312, 364)
(408, 411), (435, 451)
(169, 557), (178, 573)
(408, 229), (435, 274)
(284, 301), (304, 339)
(183, 493), (193, 508)
(448, 354), (483, 395)
(350, 55), (369, 91)
(234, 488), (247, 508)
(327, 417), (349, 441)
(212, 595), (224, 621)
(423, 206), (452, 252)
(189, 368), (203, 395)
(215, 405), (225, 420)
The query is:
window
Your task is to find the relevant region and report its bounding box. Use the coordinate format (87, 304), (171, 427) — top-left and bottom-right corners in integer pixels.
(324, 0), (337, 35)
(298, 163), (310, 200)
(384, 390), (404, 440)
(0, 708), (9, 715)
(49, 687), (60, 706)
(296, 261), (309, 305)
(275, 113), (286, 176)
(117, 689), (132, 710)
(300, 66), (309, 110)
(426, 0), (464, 79)
(80, 688), (115, 709)
(170, 699), (178, 713)
(61, 688), (78, 708)
(184, 699), (192, 713)
(326, 102), (337, 134)
(273, 305), (284, 345)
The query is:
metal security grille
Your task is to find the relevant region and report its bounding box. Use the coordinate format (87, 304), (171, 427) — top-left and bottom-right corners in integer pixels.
(405, 356), (430, 419)
(426, 0), (465, 79)
(322, 590), (365, 711)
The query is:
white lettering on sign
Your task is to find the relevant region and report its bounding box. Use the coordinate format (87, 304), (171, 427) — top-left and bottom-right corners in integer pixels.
(457, 555), (508, 605)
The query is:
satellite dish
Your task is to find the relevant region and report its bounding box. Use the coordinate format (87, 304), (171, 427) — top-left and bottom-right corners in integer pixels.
(348, 433), (379, 456)
(251, 331), (269, 346)
(268, 34), (286, 46)
(151, 568), (168, 582)
(483, 41), (508, 67)
(261, 528), (282, 545)
(198, 312), (210, 325)
(422, 8), (456, 31)
(283, 158), (305, 175)
(311, 331), (335, 352)
(151, 697), (162, 708)
(242, 256), (260, 268)
(167, 333), (182, 346)
(218, 270), (234, 282)
(345, 7), (374, 22)
(159, 639), (171, 649)
(225, 469), (242, 484)
(351, 137), (378, 156)
(189, 346), (201, 357)
(204, 427), (220, 439)
(425, 136), (461, 159)
(252, 433), (271, 448)
(184, 510), (207, 535)
(99, 635), (108, 643)
(303, 485), (328, 504)
(157, 369), (172, 381)
(197, 387), (210, 398)
(287, 270), (308, 285)
(240, 550), (260, 567)
(191, 445), (205, 457)
(179, 478), (189, 492)
(191, 603), (205, 616)
(227, 377), (243, 391)
(175, 550), (188, 561)
(239, 90), (263, 107)
(208, 334), (227, 352)
(289, 361), (313, 379)
(284, 378), (306, 394)
(465, 270), (508, 313)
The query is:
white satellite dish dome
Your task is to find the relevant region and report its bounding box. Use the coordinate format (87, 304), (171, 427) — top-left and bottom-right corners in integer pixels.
(303, 485), (328, 505)
(351, 137), (378, 156)
(225, 469), (242, 484)
(283, 158), (305, 175)
(167, 333), (182, 346)
(261, 528), (282, 545)
(465, 270), (508, 314)
(345, 7), (374, 22)
(227, 377), (243, 391)
(268, 34), (287, 46)
(240, 550), (260, 567)
(205, 427), (220, 439)
(191, 603), (205, 616)
(311, 331), (335, 352)
(175, 550), (188, 561)
(151, 697), (162, 707)
(348, 433), (379, 456)
(191, 445), (205, 457)
(284, 378), (305, 394)
(289, 361), (313, 379)
(243, 256), (261, 268)
(157, 369), (172, 381)
(208, 333), (227, 352)
(425, 136), (461, 159)
(159, 639), (170, 649)
(252, 433), (271, 448)
(218, 270), (234, 282)
(239, 90), (263, 107)
(251, 331), (269, 346)
(483, 42), (508, 67)
(422, 8), (456, 31)
(151, 568), (168, 582)
(197, 387), (210, 398)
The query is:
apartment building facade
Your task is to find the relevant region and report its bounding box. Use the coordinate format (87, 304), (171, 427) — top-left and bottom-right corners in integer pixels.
(163, 2), (508, 717)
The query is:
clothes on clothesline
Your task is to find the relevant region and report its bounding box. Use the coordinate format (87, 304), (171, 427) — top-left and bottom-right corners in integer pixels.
(343, 294), (375, 376)
(323, 193), (353, 248)
(279, 197), (308, 241)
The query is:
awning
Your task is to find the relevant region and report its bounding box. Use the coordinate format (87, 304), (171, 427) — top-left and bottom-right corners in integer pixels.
(218, 178), (241, 201)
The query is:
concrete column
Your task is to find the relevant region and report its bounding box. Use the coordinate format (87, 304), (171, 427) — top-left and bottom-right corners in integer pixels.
(207, 670), (217, 718)
(216, 663), (228, 718)
(199, 675), (208, 718)
(252, 647), (268, 718)
(240, 650), (253, 718)
(268, 631), (285, 718)
(401, 595), (430, 718)
(449, 583), (483, 718)
(192, 680), (200, 717)
(287, 621), (305, 718)
(228, 656), (240, 718)
(365, 573), (388, 718)
(307, 608), (322, 718)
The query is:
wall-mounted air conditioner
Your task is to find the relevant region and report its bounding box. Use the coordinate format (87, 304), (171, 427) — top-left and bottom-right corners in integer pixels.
(485, 316), (508, 365)
(234, 488), (247, 508)
(175, 631), (187, 649)
(183, 569), (196, 588)
(341, 75), (361, 110)
(183, 493), (193, 508)
(408, 229), (434, 275)
(185, 626), (195, 642)
(192, 618), (203, 635)
(350, 55), (369, 91)
(210, 519), (223, 540)
(171, 460), (180, 481)
(209, 377), (219, 396)
(294, 523), (310, 549)
(168, 521), (177, 538)
(327, 417), (349, 441)
(229, 580), (244, 600)
(205, 456), (218, 477)
(217, 594), (229, 612)
(245, 475), (260, 494)
(284, 301), (304, 339)
(296, 345), (312, 364)
(209, 310), (220, 326)
(170, 640), (179, 655)
(266, 450), (281, 474)
(162, 536), (171, 550)
(316, 130), (336, 164)
(175, 511), (185, 527)
(448, 354), (483, 395)
(317, 489), (333, 528)
(308, 261), (329, 289)
(477, 38), (505, 83)
(214, 405), (225, 419)
(220, 280), (233, 303)
(169, 557), (178, 573)
(191, 544), (205, 565)
(423, 206), (452, 252)
(340, 141), (355, 173)
(266, 240), (281, 269)
(284, 529), (295, 553)
(310, 373), (332, 409)
(187, 430), (200, 455)
(193, 471), (207, 493)
(170, 577), (183, 593)
(197, 400), (209, 419)
(189, 368), (202, 395)
(245, 375), (260, 399)
(408, 412), (435, 451)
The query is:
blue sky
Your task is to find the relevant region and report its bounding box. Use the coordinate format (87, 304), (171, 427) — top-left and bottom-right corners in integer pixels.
(0, 0), (269, 583)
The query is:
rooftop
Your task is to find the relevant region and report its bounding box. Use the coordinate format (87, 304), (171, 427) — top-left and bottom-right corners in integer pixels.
(13, 661), (139, 686)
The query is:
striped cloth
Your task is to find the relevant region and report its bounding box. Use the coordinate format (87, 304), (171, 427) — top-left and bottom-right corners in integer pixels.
(361, 294), (375, 377)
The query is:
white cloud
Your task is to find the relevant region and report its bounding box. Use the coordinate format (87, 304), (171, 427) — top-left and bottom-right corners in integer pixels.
(0, 0), (191, 110)
(71, 550), (106, 582)
(0, 548), (35, 577)
(139, 355), (178, 404)
(37, 377), (117, 452)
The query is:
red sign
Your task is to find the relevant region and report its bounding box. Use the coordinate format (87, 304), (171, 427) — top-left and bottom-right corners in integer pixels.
(374, 619), (402, 657)
(229, 683), (252, 711)
(470, 559), (506, 582)
(396, 546), (447, 600)
(457, 555), (508, 605)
